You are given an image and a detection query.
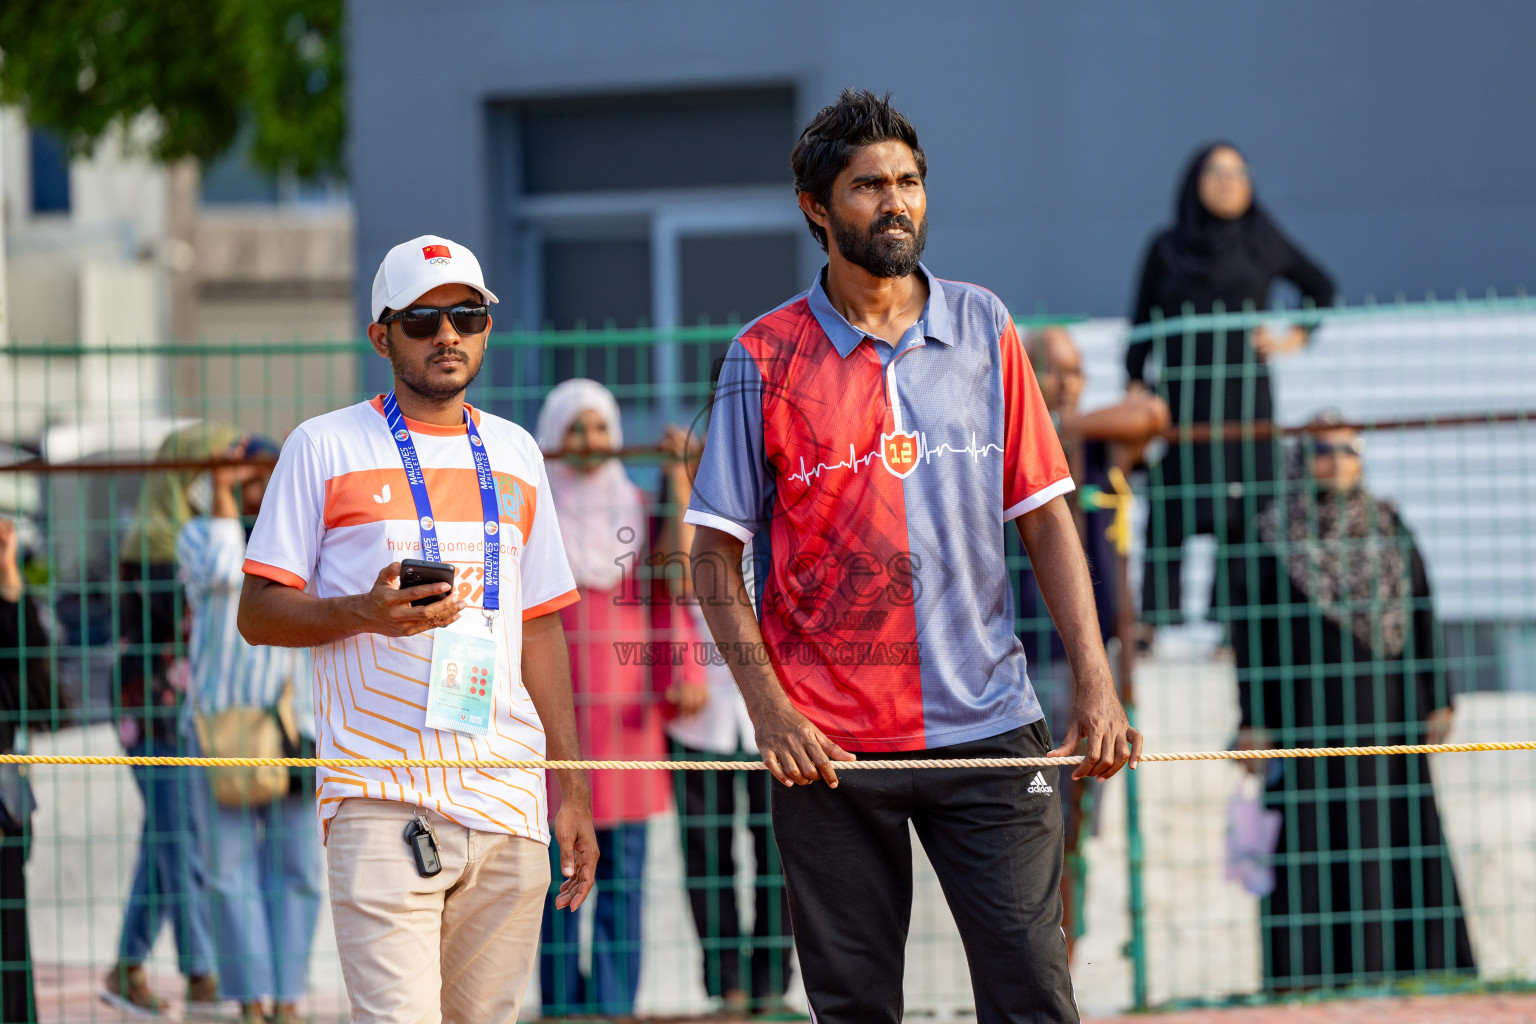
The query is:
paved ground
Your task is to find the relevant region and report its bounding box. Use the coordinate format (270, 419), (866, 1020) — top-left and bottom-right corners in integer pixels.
(34, 963), (349, 1023)
(30, 963), (1536, 1024)
(1091, 993), (1536, 1024)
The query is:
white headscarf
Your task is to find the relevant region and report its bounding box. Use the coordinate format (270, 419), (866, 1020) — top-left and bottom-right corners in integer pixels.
(536, 379), (645, 591)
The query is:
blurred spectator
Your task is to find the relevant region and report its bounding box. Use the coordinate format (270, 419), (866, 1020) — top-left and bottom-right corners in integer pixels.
(1126, 143), (1334, 632)
(0, 517), (66, 1024)
(178, 438), (320, 1024)
(661, 428), (795, 1016)
(1230, 414), (1475, 988)
(534, 380), (700, 1017)
(104, 423), (233, 1014)
(119, 421), (243, 744)
(1020, 326), (1167, 957)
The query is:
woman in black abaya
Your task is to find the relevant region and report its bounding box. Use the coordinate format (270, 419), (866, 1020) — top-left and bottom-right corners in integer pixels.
(1127, 142), (1335, 625)
(1230, 418), (1475, 989)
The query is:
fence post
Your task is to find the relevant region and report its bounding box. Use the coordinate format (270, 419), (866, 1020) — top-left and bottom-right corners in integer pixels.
(1111, 474), (1149, 1012)
(1123, 710), (1148, 1011)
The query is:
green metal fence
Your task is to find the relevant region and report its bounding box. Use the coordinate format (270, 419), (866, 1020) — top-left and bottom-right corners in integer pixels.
(0, 295), (1533, 1020)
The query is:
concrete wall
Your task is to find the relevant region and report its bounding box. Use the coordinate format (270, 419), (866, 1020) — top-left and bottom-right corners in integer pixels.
(186, 209), (359, 436)
(349, 0), (1536, 327)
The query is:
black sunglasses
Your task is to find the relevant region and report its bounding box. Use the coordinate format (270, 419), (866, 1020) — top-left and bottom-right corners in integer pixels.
(1313, 438), (1364, 457)
(379, 303), (490, 340)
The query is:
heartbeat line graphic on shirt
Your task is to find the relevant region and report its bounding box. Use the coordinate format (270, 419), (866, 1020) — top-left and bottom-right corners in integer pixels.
(788, 432), (1002, 485)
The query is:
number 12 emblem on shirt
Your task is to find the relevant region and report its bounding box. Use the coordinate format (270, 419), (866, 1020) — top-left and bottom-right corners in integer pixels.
(880, 430), (920, 479)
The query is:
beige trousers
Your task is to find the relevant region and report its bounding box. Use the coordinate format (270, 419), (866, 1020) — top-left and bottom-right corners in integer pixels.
(326, 798), (549, 1024)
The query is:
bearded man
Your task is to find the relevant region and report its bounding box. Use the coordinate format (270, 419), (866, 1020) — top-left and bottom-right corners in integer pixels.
(684, 90), (1141, 1024)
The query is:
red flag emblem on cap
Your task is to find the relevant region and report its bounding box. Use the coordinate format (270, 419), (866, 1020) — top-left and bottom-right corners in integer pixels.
(422, 244), (451, 261)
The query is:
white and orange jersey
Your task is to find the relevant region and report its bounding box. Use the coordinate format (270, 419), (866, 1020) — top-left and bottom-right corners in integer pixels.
(244, 396), (578, 842)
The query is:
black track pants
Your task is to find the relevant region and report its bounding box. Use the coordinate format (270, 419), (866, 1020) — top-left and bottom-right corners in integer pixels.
(771, 720), (1078, 1024)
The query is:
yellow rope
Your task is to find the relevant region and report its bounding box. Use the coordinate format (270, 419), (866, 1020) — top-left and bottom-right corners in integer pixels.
(0, 741), (1531, 771)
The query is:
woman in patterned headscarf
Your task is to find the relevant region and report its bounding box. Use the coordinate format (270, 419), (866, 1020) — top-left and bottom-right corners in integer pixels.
(1229, 412), (1474, 991)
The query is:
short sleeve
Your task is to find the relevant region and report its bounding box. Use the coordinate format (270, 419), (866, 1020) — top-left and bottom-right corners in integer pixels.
(520, 454), (579, 620)
(243, 428), (327, 589)
(684, 340), (768, 542)
(1000, 321), (1074, 520)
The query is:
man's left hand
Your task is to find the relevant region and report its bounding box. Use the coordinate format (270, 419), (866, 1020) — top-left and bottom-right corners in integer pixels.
(1048, 681), (1142, 781)
(552, 799), (599, 911)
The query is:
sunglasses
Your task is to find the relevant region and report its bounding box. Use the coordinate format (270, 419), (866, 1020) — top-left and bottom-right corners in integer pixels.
(1313, 439), (1364, 457)
(379, 303), (490, 340)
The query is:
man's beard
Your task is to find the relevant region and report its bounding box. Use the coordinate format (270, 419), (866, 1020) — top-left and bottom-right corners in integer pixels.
(389, 342), (484, 402)
(831, 209), (928, 278)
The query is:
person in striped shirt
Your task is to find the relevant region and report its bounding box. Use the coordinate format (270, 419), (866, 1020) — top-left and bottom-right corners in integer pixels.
(179, 436), (320, 1024)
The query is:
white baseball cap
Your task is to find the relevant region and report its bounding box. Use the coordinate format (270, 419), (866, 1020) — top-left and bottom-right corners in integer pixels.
(370, 234), (501, 322)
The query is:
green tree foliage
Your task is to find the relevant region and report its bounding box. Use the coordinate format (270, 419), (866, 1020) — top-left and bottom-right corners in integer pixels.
(0, 0), (344, 178)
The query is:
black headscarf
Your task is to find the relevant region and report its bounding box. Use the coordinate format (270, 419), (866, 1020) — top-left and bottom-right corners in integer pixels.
(1153, 141), (1295, 294)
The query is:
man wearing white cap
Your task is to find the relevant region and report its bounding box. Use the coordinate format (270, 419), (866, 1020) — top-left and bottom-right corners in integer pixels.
(238, 235), (598, 1023)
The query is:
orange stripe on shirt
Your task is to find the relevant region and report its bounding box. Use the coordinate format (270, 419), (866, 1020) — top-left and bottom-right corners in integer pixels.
(243, 559), (306, 590)
(335, 640), (408, 790)
(457, 770), (529, 831)
(385, 635), (432, 664)
(428, 800), (470, 830)
(448, 733), (525, 830)
(524, 588), (580, 621)
(363, 636), (431, 708)
(342, 646), (422, 747)
(323, 466), (537, 541)
(488, 720), (545, 756)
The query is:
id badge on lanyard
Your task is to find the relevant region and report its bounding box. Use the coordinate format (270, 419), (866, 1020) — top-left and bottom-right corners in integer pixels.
(383, 391), (503, 738)
(424, 630), (496, 736)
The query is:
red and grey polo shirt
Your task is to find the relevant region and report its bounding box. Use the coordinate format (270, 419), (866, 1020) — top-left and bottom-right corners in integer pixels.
(685, 265), (1074, 752)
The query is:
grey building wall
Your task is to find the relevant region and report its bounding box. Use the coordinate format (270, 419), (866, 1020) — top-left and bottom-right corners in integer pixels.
(350, 0), (1536, 330)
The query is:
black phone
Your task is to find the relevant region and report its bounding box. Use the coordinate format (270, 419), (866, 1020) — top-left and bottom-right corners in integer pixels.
(400, 558), (456, 607)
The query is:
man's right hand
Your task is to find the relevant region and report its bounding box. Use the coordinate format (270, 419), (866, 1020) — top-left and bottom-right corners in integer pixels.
(750, 699), (856, 788)
(352, 562), (466, 637)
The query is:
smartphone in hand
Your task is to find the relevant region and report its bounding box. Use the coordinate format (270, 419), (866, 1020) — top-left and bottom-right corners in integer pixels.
(400, 558), (456, 607)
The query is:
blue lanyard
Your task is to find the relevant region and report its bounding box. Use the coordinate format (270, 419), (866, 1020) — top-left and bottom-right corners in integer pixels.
(382, 391), (501, 618)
